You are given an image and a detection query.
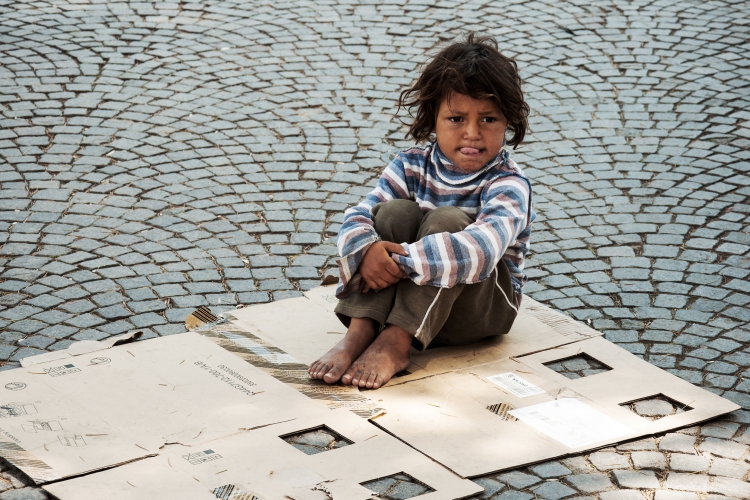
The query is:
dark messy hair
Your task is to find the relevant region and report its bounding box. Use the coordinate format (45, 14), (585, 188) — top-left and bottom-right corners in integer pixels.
(396, 32), (529, 149)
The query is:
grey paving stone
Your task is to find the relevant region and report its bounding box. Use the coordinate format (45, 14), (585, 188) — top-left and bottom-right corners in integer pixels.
(697, 438), (748, 459)
(18, 336), (55, 350)
(660, 434), (697, 454)
(612, 470), (660, 489)
(707, 476), (750, 498)
(589, 452), (630, 470)
(600, 491), (647, 500)
(663, 473), (709, 493)
(654, 492), (698, 500)
(496, 472), (541, 490)
(669, 453), (710, 472)
(472, 477), (503, 498)
(130, 313), (166, 328)
(64, 313), (106, 328)
(10, 348), (47, 363)
(532, 481), (577, 500)
(630, 451), (667, 470)
(565, 474), (614, 493)
(708, 458), (750, 479)
(530, 462), (572, 479)
(701, 422), (740, 439)
(494, 491), (533, 500)
(0, 488), (49, 500)
(0, 345), (17, 361)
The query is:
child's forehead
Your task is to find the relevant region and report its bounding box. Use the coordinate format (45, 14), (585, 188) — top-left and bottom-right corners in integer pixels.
(440, 92), (500, 113)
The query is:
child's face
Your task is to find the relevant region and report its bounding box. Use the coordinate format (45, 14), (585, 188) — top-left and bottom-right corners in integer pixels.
(434, 93), (507, 173)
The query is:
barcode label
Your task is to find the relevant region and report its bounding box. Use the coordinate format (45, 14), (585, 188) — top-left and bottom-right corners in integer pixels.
(486, 373), (545, 398)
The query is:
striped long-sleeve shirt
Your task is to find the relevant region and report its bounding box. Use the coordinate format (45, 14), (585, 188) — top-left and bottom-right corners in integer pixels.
(336, 142), (533, 299)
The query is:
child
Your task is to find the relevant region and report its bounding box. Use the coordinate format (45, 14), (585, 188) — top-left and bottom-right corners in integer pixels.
(308, 33), (533, 390)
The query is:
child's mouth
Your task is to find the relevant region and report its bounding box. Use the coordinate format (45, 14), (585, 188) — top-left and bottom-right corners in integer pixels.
(459, 147), (482, 157)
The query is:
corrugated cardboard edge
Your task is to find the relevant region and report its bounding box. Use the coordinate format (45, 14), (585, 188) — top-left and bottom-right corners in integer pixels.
(0, 438), (61, 484)
(200, 322), (387, 419)
(20, 330), (144, 368)
(518, 297), (602, 341)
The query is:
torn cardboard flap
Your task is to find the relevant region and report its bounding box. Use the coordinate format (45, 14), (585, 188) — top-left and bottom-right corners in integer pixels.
(225, 296), (344, 366)
(20, 330), (144, 368)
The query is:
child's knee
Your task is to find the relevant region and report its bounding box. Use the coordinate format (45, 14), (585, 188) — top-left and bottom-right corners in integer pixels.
(373, 199), (421, 218)
(373, 200), (423, 242)
(419, 206), (473, 236)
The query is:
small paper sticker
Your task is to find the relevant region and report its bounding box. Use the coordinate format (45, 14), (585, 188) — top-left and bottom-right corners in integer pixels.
(509, 398), (633, 448)
(486, 373), (545, 398)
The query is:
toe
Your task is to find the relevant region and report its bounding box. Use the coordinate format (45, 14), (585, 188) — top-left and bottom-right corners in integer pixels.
(341, 371), (353, 384)
(323, 364), (345, 384)
(373, 374), (383, 389)
(365, 371), (377, 389)
(313, 363), (330, 380)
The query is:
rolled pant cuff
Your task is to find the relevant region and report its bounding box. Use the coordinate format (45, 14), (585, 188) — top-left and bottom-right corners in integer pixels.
(385, 312), (428, 351)
(334, 303), (389, 328)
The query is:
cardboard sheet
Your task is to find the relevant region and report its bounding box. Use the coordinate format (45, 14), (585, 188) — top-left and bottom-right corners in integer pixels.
(8, 282), (740, 494)
(4, 332), (478, 499)
(46, 408), (480, 500)
(0, 332), (319, 482)
(219, 284), (740, 477)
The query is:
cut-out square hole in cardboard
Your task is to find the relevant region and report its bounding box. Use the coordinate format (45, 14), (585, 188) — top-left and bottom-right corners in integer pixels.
(543, 353), (612, 379)
(280, 425), (353, 455)
(361, 472), (435, 500)
(620, 394), (693, 421)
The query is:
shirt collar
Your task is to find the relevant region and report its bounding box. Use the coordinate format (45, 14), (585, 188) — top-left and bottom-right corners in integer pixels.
(431, 142), (510, 182)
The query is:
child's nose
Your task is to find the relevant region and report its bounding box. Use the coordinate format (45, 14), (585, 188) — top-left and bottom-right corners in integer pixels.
(464, 122), (481, 139)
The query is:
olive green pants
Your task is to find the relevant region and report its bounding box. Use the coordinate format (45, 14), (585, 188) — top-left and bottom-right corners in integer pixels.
(334, 199), (519, 351)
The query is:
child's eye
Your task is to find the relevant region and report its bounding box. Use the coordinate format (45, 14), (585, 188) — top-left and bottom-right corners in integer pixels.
(448, 116), (463, 122)
(483, 117), (497, 123)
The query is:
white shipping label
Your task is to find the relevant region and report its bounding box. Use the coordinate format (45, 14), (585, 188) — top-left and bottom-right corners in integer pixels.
(486, 372), (545, 398)
(509, 398), (633, 448)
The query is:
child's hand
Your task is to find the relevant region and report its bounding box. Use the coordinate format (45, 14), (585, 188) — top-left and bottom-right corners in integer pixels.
(359, 241), (408, 293)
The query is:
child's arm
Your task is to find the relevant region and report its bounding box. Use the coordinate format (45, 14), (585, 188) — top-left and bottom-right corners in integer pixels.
(392, 174), (531, 288)
(335, 154), (413, 298)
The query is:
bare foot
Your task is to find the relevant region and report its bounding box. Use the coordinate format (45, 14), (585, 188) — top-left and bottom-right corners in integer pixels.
(341, 324), (412, 389)
(308, 318), (377, 384)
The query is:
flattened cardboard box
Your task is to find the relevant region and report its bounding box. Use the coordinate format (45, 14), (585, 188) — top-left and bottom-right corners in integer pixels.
(223, 284), (739, 477)
(1, 332), (478, 499)
(4, 283), (739, 496)
(46, 409), (475, 500)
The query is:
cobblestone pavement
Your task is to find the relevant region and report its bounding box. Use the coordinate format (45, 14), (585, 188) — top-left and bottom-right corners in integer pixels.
(1, 0), (750, 498)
